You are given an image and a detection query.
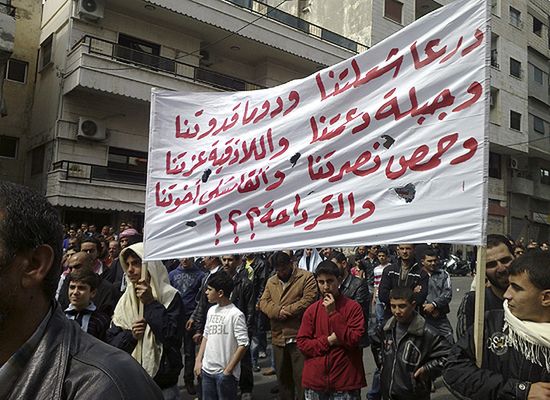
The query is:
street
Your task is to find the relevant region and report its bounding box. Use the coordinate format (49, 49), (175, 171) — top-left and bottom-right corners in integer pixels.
(181, 275), (475, 400)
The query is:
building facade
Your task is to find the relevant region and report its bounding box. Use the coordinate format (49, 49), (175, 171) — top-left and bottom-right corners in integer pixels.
(4, 0), (550, 242)
(23, 0), (362, 229)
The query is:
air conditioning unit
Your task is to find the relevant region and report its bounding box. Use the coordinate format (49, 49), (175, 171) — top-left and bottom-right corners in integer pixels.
(510, 157), (519, 170)
(76, 0), (105, 21)
(77, 117), (106, 141)
(199, 50), (215, 67)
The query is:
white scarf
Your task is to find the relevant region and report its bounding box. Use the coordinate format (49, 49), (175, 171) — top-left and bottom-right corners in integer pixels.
(503, 299), (550, 372)
(112, 243), (179, 377)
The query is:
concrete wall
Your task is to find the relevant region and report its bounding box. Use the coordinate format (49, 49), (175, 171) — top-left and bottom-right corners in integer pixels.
(0, 0), (42, 184)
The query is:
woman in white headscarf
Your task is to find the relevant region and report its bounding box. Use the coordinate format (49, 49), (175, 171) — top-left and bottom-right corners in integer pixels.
(298, 248), (323, 273)
(106, 243), (184, 400)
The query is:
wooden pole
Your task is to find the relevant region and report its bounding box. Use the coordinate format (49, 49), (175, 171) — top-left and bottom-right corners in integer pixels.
(473, 246), (486, 367)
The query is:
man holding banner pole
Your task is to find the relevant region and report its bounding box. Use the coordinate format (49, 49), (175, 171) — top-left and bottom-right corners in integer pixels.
(443, 251), (550, 399)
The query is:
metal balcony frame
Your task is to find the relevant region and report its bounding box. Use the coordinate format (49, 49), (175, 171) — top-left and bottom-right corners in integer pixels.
(52, 160), (147, 186)
(71, 35), (266, 92)
(225, 0), (367, 53)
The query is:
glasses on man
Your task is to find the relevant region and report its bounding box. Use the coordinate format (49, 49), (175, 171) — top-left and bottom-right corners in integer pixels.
(486, 256), (513, 269)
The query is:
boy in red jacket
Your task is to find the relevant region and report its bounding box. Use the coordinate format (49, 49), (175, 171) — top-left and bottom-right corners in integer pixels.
(297, 260), (367, 400)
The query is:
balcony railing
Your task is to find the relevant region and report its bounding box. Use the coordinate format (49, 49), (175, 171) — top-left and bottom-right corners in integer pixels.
(52, 160), (147, 186)
(226, 0), (367, 53)
(73, 35), (266, 92)
(0, 1), (15, 17)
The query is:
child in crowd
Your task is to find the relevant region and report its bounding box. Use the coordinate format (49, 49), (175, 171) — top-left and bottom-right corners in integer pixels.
(377, 287), (450, 400)
(64, 268), (110, 341)
(194, 271), (249, 400)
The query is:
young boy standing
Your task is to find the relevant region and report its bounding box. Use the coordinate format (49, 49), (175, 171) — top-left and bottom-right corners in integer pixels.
(64, 268), (110, 341)
(194, 271), (249, 400)
(378, 287), (450, 400)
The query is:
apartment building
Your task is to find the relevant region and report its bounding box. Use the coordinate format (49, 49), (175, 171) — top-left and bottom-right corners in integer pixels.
(24, 0), (363, 228)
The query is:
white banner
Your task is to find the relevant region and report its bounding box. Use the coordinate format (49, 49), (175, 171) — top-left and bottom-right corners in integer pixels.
(144, 0), (489, 260)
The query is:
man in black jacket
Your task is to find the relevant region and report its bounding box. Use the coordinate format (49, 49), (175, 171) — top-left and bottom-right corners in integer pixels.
(455, 234), (515, 339)
(0, 182), (162, 399)
(444, 251), (550, 399)
(377, 287), (450, 400)
(331, 251), (370, 347)
(378, 244), (429, 321)
(222, 254), (255, 400)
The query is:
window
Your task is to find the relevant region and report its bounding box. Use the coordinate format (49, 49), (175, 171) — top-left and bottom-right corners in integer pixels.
(5, 59), (28, 83)
(96, 147), (148, 185)
(31, 145), (45, 175)
(533, 65), (544, 84)
(39, 34), (53, 71)
(489, 152), (501, 179)
(0, 136), (18, 159)
(491, 0), (500, 17)
(541, 168), (550, 185)
(533, 16), (543, 36)
(384, 0), (403, 24)
(510, 111), (522, 131)
(115, 34), (175, 73)
(490, 87), (499, 108)
(534, 115), (545, 134)
(510, 58), (521, 78)
(510, 6), (521, 28)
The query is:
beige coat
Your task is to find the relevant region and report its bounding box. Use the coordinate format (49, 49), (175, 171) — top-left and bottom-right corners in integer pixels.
(259, 267), (318, 346)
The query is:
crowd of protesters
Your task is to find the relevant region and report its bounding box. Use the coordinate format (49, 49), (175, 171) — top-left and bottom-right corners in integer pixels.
(2, 181), (550, 400)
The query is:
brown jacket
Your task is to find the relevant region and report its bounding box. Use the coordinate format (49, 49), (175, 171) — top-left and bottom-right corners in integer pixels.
(259, 267), (318, 346)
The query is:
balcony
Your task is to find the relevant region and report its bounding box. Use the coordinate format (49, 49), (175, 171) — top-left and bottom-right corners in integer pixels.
(47, 160), (146, 212)
(141, 0), (364, 65)
(63, 36), (265, 101)
(0, 2), (16, 56)
(534, 180), (550, 200)
(509, 176), (534, 196)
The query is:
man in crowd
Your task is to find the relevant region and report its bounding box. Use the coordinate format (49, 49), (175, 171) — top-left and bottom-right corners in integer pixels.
(81, 237), (104, 276)
(379, 243), (428, 321)
(107, 242), (184, 400)
(259, 251), (318, 400)
(0, 181), (163, 399)
(168, 257), (205, 395)
(455, 234), (515, 338)
(222, 254), (255, 400)
(58, 251), (120, 316)
(331, 251), (370, 347)
(297, 260), (366, 399)
(421, 249), (454, 344)
(443, 251), (550, 399)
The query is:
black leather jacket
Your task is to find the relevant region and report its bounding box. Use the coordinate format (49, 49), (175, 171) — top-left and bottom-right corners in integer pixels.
(230, 268), (256, 333)
(376, 313), (450, 400)
(443, 310), (550, 400)
(4, 304), (163, 400)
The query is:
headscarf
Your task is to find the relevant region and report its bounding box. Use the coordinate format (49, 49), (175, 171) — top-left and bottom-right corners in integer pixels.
(112, 242), (179, 377)
(298, 248), (323, 273)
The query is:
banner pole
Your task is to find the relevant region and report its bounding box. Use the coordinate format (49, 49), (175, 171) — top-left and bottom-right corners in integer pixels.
(473, 246), (486, 367)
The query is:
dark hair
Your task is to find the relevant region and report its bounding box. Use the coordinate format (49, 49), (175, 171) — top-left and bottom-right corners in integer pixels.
(81, 237), (101, 253)
(422, 249), (438, 259)
(121, 248), (141, 264)
(68, 268), (100, 290)
(207, 271), (234, 297)
(315, 260), (341, 278)
(272, 251), (291, 268)
(330, 251), (347, 264)
(377, 247), (388, 256)
(389, 287), (415, 303)
(510, 251), (550, 291)
(0, 182), (63, 299)
(487, 234), (514, 255)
